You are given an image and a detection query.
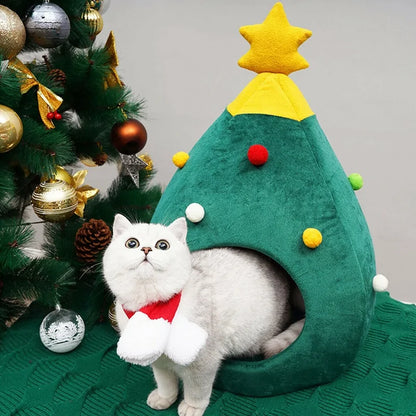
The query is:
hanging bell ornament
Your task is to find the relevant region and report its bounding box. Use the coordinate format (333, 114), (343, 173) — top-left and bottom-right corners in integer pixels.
(0, 105), (23, 153)
(31, 180), (78, 222)
(24, 1), (71, 48)
(0, 5), (26, 60)
(80, 4), (103, 39)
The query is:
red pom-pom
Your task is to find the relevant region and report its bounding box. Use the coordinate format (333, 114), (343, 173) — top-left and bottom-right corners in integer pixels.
(47, 112), (55, 120)
(54, 113), (62, 120)
(247, 144), (269, 166)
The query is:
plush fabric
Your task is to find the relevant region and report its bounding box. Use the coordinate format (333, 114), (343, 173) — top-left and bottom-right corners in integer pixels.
(238, 2), (312, 75)
(151, 109), (375, 396)
(1, 293), (415, 415)
(227, 73), (314, 120)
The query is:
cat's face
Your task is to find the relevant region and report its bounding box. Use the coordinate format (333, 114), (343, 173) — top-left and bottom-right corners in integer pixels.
(103, 215), (191, 310)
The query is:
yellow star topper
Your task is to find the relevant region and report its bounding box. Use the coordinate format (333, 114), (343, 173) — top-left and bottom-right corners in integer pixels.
(238, 2), (312, 75)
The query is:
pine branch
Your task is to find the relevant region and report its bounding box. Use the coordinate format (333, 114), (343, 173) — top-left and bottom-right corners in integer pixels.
(13, 118), (75, 177)
(0, 218), (33, 272)
(2, 258), (76, 306)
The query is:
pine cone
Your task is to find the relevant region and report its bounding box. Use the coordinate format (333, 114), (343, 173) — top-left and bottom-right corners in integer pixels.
(49, 68), (67, 87)
(75, 219), (112, 263)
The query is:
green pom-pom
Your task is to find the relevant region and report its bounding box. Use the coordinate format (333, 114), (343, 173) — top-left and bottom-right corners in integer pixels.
(348, 173), (363, 191)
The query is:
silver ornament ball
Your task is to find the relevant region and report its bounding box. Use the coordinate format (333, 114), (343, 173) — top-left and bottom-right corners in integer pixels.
(40, 307), (85, 353)
(25, 2), (70, 48)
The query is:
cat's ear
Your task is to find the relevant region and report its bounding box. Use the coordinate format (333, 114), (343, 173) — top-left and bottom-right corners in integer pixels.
(112, 214), (132, 238)
(168, 217), (188, 244)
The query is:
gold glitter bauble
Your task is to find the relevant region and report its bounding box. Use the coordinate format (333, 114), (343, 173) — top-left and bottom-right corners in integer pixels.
(0, 104), (23, 153)
(0, 5), (26, 60)
(32, 180), (78, 222)
(80, 6), (103, 38)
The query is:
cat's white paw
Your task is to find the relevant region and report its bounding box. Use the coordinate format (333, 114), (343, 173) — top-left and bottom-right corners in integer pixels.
(147, 388), (177, 410)
(178, 400), (207, 416)
(166, 314), (208, 366)
(116, 312), (170, 366)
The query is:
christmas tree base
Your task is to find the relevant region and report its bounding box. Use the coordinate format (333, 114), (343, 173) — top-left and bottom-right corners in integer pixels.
(1, 292), (415, 416)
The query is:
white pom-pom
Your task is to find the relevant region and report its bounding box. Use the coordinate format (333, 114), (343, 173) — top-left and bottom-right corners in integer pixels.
(185, 203), (205, 223)
(372, 274), (389, 292)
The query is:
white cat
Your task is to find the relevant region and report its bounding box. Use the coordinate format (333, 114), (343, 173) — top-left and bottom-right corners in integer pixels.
(103, 215), (304, 416)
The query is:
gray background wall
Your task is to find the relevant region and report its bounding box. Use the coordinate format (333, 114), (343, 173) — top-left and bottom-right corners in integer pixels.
(85, 0), (415, 301)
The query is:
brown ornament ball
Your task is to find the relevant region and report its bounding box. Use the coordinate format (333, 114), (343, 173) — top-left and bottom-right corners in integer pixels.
(111, 119), (147, 155)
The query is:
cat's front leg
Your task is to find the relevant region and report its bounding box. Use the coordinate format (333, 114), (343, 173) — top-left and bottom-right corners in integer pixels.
(117, 312), (170, 366)
(178, 360), (220, 416)
(165, 313), (208, 366)
(147, 363), (179, 410)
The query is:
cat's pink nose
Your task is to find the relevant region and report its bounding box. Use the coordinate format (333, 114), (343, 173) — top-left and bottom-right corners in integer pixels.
(141, 247), (152, 255)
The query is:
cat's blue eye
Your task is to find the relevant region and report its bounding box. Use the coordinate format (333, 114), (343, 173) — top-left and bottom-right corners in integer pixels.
(155, 239), (170, 250)
(125, 238), (139, 249)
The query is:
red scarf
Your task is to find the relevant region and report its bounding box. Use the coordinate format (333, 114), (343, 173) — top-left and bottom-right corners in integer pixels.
(123, 292), (182, 323)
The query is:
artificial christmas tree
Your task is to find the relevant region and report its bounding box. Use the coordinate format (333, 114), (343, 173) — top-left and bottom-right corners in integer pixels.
(0, 0), (161, 335)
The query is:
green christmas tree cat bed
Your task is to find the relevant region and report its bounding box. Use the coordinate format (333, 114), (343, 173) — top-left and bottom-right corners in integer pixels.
(1, 3), (415, 415)
(152, 2), (378, 397)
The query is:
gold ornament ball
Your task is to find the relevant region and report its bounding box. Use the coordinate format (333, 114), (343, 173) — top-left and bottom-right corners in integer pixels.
(32, 180), (78, 222)
(0, 5), (26, 60)
(0, 104), (23, 153)
(81, 6), (103, 38)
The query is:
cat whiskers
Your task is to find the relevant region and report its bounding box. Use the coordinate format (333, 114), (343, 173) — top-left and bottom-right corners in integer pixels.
(78, 261), (103, 281)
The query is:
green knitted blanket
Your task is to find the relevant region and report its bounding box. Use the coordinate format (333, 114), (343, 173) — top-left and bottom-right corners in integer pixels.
(1, 292), (415, 416)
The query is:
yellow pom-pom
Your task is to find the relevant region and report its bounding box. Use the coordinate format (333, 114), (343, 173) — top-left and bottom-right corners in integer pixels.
(172, 151), (189, 168)
(302, 228), (322, 249)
